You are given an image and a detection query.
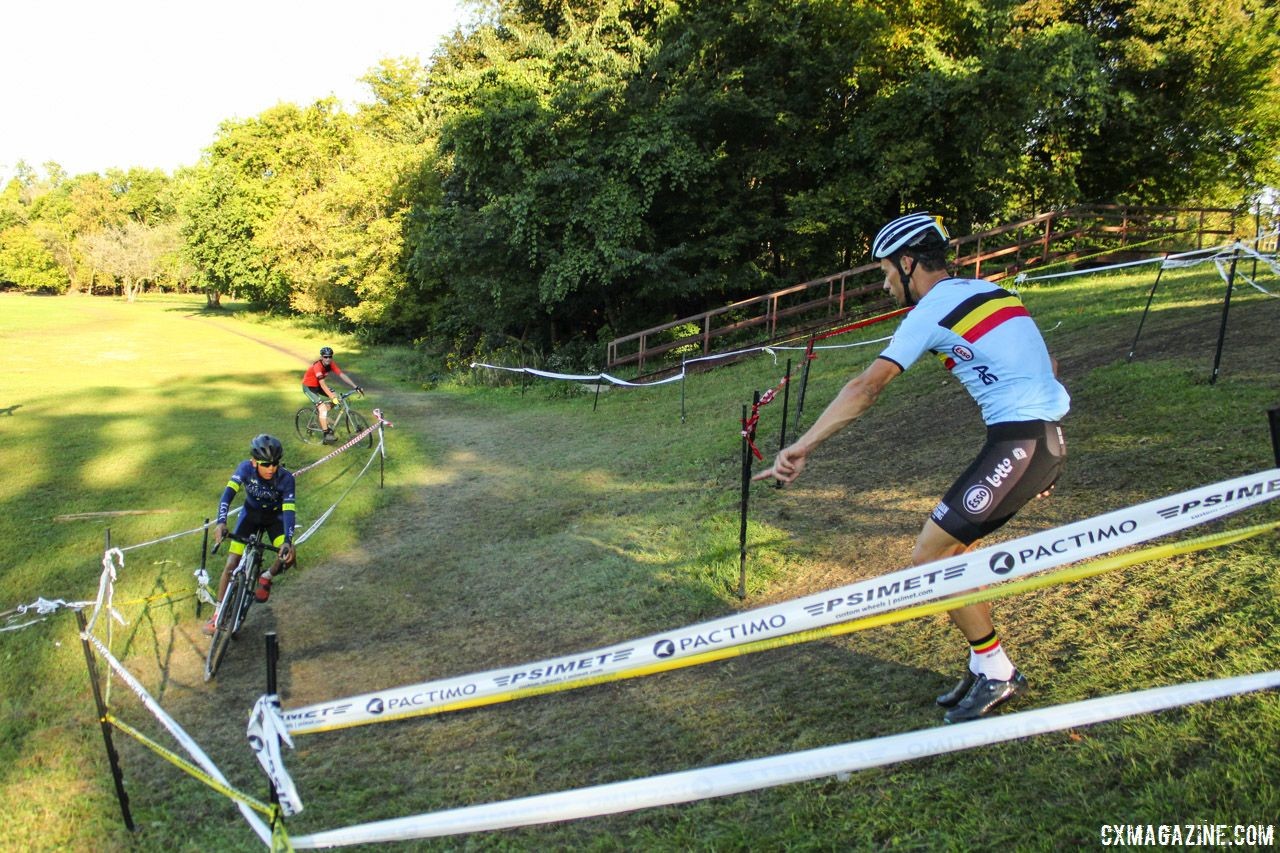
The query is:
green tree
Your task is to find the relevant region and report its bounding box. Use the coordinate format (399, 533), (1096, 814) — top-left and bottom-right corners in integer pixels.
(182, 102), (354, 309)
(79, 219), (173, 301)
(0, 225), (68, 292)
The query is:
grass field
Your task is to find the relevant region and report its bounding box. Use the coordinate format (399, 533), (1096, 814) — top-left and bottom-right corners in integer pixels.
(1, 262), (1278, 851)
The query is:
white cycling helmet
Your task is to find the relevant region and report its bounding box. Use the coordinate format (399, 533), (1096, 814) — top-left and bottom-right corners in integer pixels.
(872, 212), (950, 258)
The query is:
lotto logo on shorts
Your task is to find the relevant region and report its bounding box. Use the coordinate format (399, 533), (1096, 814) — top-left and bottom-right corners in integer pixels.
(963, 485), (993, 513)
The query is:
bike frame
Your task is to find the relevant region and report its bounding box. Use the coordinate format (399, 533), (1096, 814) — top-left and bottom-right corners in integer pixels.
(204, 529), (278, 680)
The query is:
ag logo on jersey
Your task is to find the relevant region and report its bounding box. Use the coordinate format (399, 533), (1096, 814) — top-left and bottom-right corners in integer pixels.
(951, 344), (974, 362)
(963, 485), (993, 513)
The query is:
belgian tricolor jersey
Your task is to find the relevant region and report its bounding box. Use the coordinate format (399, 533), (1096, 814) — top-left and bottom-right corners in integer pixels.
(878, 277), (1070, 426)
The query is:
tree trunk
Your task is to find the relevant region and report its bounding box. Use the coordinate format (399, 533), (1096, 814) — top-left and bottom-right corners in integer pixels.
(206, 289), (222, 309)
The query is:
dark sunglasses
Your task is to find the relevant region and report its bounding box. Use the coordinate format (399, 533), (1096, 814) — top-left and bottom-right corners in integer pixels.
(254, 460), (280, 468)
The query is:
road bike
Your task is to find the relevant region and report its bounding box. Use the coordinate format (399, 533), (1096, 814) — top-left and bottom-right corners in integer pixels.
(203, 530), (278, 681)
(295, 388), (372, 448)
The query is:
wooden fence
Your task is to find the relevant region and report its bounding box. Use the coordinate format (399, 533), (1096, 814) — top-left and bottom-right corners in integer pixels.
(606, 204), (1241, 374)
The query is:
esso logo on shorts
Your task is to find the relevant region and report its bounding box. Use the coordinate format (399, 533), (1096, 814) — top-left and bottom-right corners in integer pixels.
(952, 344), (974, 361)
(963, 485), (993, 513)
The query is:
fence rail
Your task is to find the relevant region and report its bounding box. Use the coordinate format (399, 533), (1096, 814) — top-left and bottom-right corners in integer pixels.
(606, 204), (1242, 374)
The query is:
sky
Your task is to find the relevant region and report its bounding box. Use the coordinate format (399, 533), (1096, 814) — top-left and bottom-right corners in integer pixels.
(0, 0), (470, 182)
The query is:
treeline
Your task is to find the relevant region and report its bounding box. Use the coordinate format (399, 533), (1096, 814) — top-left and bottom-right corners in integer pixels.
(3, 0), (1278, 369)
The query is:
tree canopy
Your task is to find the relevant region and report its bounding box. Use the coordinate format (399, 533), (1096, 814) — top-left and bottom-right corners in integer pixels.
(3, 0), (1277, 366)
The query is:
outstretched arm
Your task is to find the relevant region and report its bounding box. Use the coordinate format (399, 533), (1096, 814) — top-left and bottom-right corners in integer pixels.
(753, 357), (901, 485)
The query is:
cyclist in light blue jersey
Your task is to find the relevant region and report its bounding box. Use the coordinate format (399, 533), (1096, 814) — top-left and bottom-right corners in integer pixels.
(756, 212), (1069, 723)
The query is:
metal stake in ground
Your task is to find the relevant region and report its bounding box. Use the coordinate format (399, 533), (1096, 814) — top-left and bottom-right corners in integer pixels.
(738, 393), (759, 600)
(1127, 253), (1169, 363)
(1269, 407), (1280, 468)
(794, 335), (816, 430)
(680, 357), (688, 424)
(1210, 251), (1239, 385)
(197, 518), (209, 618)
(77, 608), (135, 832)
(264, 633), (282, 812)
(775, 359), (792, 490)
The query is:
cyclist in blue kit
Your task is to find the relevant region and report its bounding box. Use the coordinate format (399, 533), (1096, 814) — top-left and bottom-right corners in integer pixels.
(203, 434), (298, 635)
(755, 212), (1069, 723)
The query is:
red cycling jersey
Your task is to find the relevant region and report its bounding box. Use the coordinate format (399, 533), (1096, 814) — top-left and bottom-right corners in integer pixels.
(302, 359), (342, 389)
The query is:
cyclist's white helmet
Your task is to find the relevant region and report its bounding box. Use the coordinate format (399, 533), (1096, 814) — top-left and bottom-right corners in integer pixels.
(872, 213), (950, 258)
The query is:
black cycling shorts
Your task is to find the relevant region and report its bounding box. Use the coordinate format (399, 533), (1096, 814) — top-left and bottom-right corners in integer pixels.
(929, 420), (1066, 545)
(228, 507), (287, 556)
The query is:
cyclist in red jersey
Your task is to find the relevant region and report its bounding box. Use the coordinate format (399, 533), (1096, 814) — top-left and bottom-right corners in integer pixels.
(302, 346), (362, 444)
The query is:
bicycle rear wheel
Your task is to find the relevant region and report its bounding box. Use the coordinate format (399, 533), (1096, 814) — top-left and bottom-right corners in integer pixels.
(296, 407), (322, 444)
(204, 575), (243, 681)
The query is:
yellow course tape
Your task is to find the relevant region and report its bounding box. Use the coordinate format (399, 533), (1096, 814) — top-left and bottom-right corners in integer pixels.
(1020, 228), (1197, 277)
(113, 588), (199, 609)
(303, 520), (1279, 732)
(105, 714), (275, 818)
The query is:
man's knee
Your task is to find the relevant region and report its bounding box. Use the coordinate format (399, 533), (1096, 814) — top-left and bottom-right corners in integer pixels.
(912, 519), (970, 566)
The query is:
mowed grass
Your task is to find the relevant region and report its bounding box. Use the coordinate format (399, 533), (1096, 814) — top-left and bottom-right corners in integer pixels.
(1, 261), (1278, 851)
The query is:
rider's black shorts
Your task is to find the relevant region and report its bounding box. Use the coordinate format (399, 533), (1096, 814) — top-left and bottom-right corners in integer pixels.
(930, 420), (1066, 545)
(229, 506), (286, 554)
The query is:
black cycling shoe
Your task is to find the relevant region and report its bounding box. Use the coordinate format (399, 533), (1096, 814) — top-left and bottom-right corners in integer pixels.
(944, 671), (1028, 724)
(936, 670), (978, 708)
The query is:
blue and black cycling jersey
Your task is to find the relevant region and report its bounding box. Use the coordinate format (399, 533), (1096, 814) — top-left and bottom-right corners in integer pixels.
(217, 460), (297, 541)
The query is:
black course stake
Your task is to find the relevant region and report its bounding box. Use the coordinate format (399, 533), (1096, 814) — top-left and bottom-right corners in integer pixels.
(264, 633), (282, 811)
(794, 335), (816, 430)
(77, 609), (135, 831)
(738, 392), (759, 599)
(197, 518), (210, 618)
(1127, 255), (1168, 363)
(775, 358), (792, 489)
(1269, 407), (1280, 468)
(1210, 251), (1239, 385)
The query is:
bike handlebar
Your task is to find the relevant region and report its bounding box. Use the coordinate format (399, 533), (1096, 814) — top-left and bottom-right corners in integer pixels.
(211, 532), (284, 555)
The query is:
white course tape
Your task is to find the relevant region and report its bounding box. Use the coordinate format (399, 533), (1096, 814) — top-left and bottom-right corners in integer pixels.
(289, 670), (1280, 846)
(248, 695), (303, 816)
(85, 634), (273, 846)
(283, 469), (1280, 734)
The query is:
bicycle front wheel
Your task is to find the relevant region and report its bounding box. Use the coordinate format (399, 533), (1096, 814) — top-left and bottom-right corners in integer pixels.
(230, 553), (258, 638)
(296, 407), (322, 444)
(204, 576), (243, 681)
(346, 409), (373, 448)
